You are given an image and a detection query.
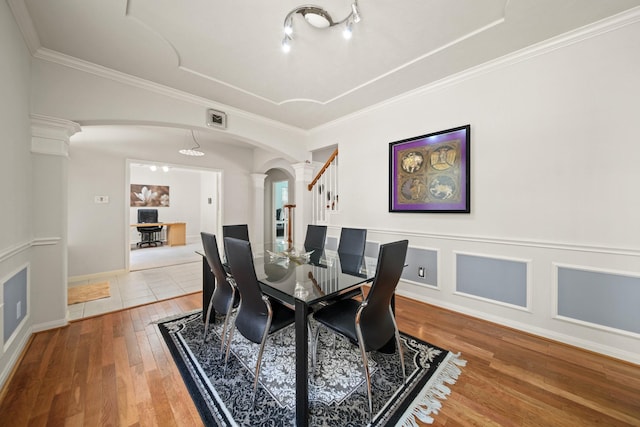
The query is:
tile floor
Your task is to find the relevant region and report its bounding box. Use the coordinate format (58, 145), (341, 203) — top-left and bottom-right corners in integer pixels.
(68, 241), (204, 320)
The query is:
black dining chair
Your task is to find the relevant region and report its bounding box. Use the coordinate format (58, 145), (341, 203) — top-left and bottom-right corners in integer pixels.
(201, 232), (240, 352)
(222, 224), (250, 242)
(337, 227), (367, 258)
(335, 227), (368, 299)
(222, 224), (250, 260)
(312, 239), (409, 422)
(223, 237), (296, 404)
(304, 224), (327, 252)
(338, 253), (365, 277)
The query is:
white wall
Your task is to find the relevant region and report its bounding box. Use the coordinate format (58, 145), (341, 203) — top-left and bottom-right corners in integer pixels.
(200, 171), (220, 235)
(67, 130), (253, 278)
(309, 19), (640, 362)
(68, 145), (126, 276)
(0, 1), (36, 388)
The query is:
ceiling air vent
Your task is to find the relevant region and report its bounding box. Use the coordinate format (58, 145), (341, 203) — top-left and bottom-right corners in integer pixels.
(206, 109), (227, 129)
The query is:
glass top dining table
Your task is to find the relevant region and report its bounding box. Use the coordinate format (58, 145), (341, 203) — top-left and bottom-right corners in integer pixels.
(200, 242), (377, 426)
(254, 243), (376, 426)
(253, 243), (376, 306)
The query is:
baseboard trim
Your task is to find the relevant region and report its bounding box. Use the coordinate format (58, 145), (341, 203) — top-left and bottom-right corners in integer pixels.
(0, 326), (34, 396)
(31, 318), (68, 333)
(396, 288), (640, 366)
(68, 269), (127, 284)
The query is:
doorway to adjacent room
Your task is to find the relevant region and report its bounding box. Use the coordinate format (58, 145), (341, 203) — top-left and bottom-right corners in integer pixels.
(273, 180), (288, 245)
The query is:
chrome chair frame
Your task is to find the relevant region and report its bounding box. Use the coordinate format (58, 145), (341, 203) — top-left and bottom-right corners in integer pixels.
(312, 239), (408, 422)
(223, 236), (295, 406)
(201, 232), (239, 353)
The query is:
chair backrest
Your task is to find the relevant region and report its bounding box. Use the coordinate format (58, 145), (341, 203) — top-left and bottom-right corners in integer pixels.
(337, 227), (367, 258)
(224, 237), (268, 344)
(304, 225), (327, 252)
(359, 240), (408, 351)
(222, 224), (250, 241)
(201, 232), (236, 314)
(338, 253), (364, 276)
(222, 224), (250, 259)
(138, 209), (158, 223)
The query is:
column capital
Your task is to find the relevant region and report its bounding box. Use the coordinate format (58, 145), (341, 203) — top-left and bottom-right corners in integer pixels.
(292, 162), (314, 182)
(30, 114), (81, 157)
(250, 173), (268, 189)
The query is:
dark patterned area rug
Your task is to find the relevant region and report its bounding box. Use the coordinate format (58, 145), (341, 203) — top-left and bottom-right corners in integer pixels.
(158, 311), (465, 426)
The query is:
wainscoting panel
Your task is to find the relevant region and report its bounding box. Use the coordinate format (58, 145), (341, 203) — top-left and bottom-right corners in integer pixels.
(455, 253), (528, 308)
(3, 266), (28, 346)
(324, 237), (379, 259)
(402, 246), (438, 287)
(325, 236), (338, 251)
(365, 241), (380, 258)
(557, 266), (640, 335)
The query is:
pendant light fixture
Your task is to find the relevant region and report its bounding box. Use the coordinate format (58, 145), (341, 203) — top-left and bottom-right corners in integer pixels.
(179, 130), (205, 157)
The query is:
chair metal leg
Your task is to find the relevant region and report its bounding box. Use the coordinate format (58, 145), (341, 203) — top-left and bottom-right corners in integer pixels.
(219, 307), (233, 352)
(355, 328), (374, 422)
(223, 304), (241, 374)
(251, 300), (273, 407)
(252, 327), (270, 407)
(389, 306), (406, 383)
(202, 292), (215, 344)
(219, 286), (237, 353)
(312, 324), (322, 377)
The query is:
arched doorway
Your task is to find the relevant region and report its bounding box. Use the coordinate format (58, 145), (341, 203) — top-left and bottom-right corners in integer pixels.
(264, 168), (294, 245)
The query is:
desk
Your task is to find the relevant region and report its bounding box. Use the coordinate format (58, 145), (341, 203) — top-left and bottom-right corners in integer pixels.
(131, 222), (186, 246)
(200, 244), (375, 426)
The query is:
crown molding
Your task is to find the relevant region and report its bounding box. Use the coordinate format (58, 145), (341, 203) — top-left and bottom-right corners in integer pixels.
(32, 48), (308, 135)
(6, 0), (41, 55)
(30, 114), (81, 157)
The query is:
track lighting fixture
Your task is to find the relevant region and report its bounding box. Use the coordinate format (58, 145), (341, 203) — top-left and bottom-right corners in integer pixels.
(281, 1), (361, 53)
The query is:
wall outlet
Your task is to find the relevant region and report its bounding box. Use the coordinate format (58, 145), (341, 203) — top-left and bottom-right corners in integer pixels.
(418, 267), (425, 278)
(94, 195), (109, 203)
(16, 301), (21, 319)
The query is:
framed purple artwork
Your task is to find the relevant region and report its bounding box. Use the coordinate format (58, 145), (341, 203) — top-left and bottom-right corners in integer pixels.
(389, 125), (470, 213)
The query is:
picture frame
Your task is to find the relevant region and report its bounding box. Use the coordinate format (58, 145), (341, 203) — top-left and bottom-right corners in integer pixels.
(389, 125), (470, 213)
(130, 184), (170, 207)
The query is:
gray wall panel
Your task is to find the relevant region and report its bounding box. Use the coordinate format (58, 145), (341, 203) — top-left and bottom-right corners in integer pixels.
(325, 236), (338, 251)
(365, 241), (380, 258)
(402, 247), (438, 287)
(456, 254), (527, 307)
(557, 267), (640, 334)
(3, 267), (28, 343)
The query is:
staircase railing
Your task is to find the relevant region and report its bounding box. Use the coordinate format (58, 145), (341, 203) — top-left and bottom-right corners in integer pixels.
(308, 148), (338, 224)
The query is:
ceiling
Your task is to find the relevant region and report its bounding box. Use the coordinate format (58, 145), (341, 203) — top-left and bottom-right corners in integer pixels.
(12, 0), (640, 130)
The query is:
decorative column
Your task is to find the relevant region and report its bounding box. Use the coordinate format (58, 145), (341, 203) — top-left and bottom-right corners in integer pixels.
(250, 173), (267, 249)
(30, 114), (81, 328)
(292, 162), (314, 246)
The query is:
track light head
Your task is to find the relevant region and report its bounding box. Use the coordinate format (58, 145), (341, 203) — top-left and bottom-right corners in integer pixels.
(281, 1), (360, 51)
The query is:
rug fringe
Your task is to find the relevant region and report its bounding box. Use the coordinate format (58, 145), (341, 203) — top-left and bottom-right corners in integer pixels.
(149, 309), (202, 325)
(396, 352), (466, 426)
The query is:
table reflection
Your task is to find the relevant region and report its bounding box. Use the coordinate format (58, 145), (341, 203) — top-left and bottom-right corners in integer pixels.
(255, 246), (371, 305)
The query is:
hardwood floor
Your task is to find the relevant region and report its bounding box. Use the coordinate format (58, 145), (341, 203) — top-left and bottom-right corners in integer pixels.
(0, 293), (638, 426)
